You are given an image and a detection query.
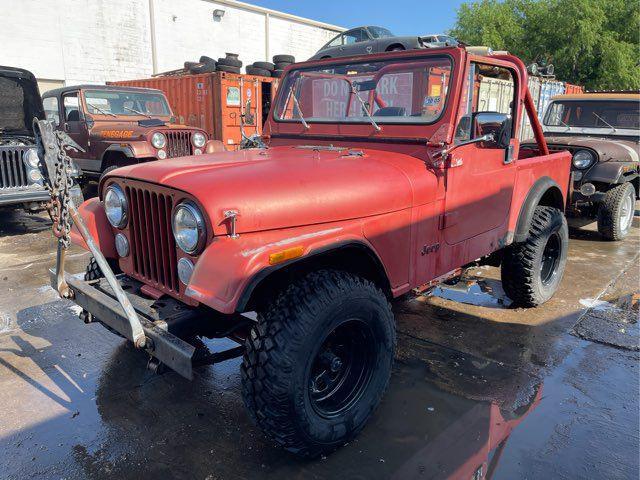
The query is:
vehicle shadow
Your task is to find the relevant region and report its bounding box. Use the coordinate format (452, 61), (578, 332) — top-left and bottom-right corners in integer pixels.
(0, 293), (573, 480)
(0, 209), (51, 237)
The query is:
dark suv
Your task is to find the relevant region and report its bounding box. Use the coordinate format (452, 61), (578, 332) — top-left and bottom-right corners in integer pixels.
(0, 66), (81, 212)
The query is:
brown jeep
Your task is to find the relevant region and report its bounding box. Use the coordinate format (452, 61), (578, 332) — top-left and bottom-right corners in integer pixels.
(41, 85), (223, 188)
(527, 92), (639, 240)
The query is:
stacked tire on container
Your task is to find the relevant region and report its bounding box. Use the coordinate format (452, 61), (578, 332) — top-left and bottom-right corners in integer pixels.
(183, 53), (243, 75)
(246, 55), (295, 77)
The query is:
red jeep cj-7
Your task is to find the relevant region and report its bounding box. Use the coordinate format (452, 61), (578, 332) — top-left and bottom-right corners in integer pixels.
(57, 46), (571, 456)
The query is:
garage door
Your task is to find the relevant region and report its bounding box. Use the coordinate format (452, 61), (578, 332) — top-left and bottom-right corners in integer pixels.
(37, 79), (64, 94)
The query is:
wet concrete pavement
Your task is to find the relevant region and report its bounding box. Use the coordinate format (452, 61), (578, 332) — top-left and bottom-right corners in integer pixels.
(0, 210), (638, 479)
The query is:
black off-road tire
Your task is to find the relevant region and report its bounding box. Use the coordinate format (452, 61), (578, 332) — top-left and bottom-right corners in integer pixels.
(217, 56), (242, 68)
(245, 66), (272, 77)
(252, 61), (274, 71)
(273, 54), (295, 64)
(216, 64), (241, 74)
(84, 257), (124, 338)
(501, 206), (568, 307)
(597, 182), (636, 241)
(241, 270), (395, 457)
(199, 55), (216, 64)
(274, 62), (291, 71)
(272, 70), (285, 78)
(99, 165), (122, 186)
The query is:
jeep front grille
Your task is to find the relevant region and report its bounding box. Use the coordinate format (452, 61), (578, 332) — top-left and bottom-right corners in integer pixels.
(163, 130), (193, 158)
(125, 185), (179, 293)
(0, 148), (29, 189)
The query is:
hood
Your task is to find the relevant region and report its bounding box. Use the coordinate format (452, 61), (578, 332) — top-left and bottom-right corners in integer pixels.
(108, 146), (416, 234)
(0, 66), (44, 135)
(543, 135), (639, 163)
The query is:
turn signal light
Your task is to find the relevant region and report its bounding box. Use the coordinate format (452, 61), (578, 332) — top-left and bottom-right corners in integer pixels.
(269, 246), (304, 265)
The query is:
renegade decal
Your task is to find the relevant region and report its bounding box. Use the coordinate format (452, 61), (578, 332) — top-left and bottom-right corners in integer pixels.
(102, 130), (134, 139)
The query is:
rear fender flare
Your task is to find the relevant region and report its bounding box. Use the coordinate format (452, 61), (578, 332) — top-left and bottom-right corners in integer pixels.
(514, 176), (565, 243)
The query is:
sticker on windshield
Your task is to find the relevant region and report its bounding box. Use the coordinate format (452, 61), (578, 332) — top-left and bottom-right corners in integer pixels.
(423, 96), (442, 106)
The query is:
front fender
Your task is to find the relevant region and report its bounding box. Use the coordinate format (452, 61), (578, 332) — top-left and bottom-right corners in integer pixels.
(184, 220), (367, 314)
(584, 162), (639, 184)
(70, 197), (117, 258)
(101, 141), (157, 161)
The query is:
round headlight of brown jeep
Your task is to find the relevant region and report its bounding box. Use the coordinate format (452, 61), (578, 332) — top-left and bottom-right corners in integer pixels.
(104, 184), (128, 228)
(172, 202), (206, 254)
(572, 149), (595, 169)
(151, 132), (166, 149)
(192, 132), (206, 148)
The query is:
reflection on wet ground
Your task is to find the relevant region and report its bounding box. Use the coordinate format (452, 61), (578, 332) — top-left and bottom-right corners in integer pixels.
(0, 212), (638, 479)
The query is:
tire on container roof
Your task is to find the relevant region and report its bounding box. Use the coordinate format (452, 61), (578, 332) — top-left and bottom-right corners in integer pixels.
(199, 55), (216, 65)
(252, 61), (275, 71)
(218, 57), (243, 68)
(272, 69), (285, 78)
(217, 64), (242, 74)
(246, 66), (272, 77)
(273, 54), (295, 64)
(274, 62), (291, 71)
(190, 62), (217, 74)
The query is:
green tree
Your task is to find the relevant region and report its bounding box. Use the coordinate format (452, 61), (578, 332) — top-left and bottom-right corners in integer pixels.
(449, 0), (640, 90)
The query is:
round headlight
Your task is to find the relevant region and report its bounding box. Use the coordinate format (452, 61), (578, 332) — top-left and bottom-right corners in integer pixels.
(115, 233), (130, 257)
(151, 132), (167, 149)
(172, 202), (206, 254)
(104, 185), (128, 228)
(25, 148), (40, 168)
(572, 149), (595, 169)
(177, 257), (195, 285)
(192, 132), (206, 148)
(28, 169), (43, 182)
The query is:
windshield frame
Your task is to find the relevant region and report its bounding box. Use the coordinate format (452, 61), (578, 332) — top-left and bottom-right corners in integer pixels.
(81, 89), (172, 118)
(273, 53), (455, 128)
(543, 98), (640, 136)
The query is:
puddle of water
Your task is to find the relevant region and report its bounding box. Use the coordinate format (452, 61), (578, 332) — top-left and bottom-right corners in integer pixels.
(430, 279), (512, 309)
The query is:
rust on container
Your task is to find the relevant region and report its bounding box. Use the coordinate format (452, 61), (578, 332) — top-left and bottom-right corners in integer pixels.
(110, 72), (280, 151)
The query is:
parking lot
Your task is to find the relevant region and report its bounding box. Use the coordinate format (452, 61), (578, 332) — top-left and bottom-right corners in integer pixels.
(0, 209), (637, 479)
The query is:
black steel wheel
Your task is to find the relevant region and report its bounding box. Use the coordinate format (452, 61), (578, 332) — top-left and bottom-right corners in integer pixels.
(241, 270), (395, 457)
(308, 319), (376, 418)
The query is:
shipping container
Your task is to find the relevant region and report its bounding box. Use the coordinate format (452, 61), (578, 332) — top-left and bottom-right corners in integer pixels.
(110, 72), (280, 150)
(536, 79), (565, 121)
(563, 83), (584, 95)
(520, 76), (542, 140)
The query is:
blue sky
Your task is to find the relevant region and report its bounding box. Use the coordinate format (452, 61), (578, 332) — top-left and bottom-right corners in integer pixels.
(245, 0), (468, 35)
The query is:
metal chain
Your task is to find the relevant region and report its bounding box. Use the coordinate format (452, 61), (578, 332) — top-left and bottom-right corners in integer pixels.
(45, 131), (75, 247)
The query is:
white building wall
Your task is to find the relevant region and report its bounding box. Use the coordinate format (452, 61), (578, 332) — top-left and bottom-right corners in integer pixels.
(0, 0), (343, 90)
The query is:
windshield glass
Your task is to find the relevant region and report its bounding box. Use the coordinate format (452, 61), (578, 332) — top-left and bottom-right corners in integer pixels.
(368, 26), (394, 38)
(544, 100), (639, 129)
(275, 56), (452, 125)
(83, 90), (171, 117)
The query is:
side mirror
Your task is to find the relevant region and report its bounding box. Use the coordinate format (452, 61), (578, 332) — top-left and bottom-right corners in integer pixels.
(473, 112), (512, 149)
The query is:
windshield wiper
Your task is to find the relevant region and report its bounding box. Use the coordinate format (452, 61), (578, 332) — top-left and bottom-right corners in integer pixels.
(553, 114), (571, 131)
(86, 102), (116, 117)
(123, 105), (152, 118)
(288, 87), (309, 130)
(350, 85), (381, 132)
(592, 112), (617, 132)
